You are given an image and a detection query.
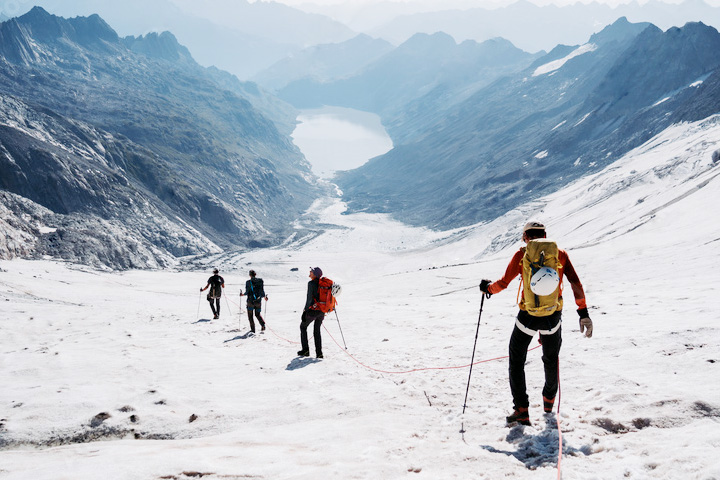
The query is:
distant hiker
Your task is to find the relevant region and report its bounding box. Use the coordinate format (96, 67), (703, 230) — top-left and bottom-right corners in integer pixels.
(479, 221), (593, 427)
(200, 268), (225, 319)
(298, 267), (326, 359)
(240, 269), (268, 333)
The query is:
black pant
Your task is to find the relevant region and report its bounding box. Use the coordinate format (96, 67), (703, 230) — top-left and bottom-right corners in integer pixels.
(300, 310), (325, 356)
(208, 297), (220, 316)
(247, 301), (265, 332)
(508, 310), (562, 410)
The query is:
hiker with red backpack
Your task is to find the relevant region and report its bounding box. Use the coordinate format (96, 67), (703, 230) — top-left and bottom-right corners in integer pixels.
(479, 221), (593, 426)
(298, 266), (337, 359)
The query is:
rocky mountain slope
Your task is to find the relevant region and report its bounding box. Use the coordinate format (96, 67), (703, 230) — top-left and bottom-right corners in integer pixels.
(336, 19), (720, 229)
(0, 7), (323, 269)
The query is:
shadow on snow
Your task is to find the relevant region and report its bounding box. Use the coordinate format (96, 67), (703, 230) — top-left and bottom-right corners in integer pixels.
(480, 414), (592, 470)
(286, 357), (322, 370)
(224, 332), (255, 342)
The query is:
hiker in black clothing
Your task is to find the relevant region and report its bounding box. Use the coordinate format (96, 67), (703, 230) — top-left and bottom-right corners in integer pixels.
(200, 268), (224, 319)
(480, 221), (592, 426)
(298, 267), (325, 359)
(240, 269), (268, 333)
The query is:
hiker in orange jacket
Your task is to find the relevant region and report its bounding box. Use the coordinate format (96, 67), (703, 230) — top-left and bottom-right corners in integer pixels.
(480, 221), (593, 426)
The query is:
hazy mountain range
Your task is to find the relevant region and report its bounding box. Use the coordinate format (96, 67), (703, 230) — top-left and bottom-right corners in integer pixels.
(10, 0), (356, 79)
(6, 0), (720, 79)
(362, 0), (720, 52)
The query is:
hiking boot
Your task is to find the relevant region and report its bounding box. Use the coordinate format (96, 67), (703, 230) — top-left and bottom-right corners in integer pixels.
(506, 407), (531, 426)
(543, 396), (555, 413)
(316, 353), (323, 359)
(297, 350), (309, 357)
(213, 314), (219, 319)
(261, 325), (266, 331)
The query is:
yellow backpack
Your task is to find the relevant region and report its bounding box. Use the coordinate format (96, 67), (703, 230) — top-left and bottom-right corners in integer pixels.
(520, 239), (563, 316)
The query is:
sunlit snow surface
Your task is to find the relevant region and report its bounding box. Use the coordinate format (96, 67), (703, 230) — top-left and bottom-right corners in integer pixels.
(2, 116), (720, 479)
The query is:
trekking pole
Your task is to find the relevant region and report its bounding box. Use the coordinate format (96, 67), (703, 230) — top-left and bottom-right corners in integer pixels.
(460, 289), (490, 434)
(334, 309), (348, 349)
(224, 294), (231, 321)
(196, 291), (202, 321)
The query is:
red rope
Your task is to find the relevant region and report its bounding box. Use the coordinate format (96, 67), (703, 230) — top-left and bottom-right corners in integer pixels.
(556, 359), (563, 479)
(224, 290), (563, 475)
(321, 324), (541, 374)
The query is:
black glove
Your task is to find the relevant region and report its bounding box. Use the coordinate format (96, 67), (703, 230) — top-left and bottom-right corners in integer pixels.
(578, 308), (593, 338)
(479, 279), (492, 294)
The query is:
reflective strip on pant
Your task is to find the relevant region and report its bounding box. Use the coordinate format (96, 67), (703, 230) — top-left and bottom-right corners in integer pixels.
(515, 318), (562, 336)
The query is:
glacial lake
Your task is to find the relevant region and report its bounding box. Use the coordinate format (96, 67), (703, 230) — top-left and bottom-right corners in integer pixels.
(291, 106), (393, 179)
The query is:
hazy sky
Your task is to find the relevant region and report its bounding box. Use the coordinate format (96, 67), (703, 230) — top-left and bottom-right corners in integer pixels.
(255, 0), (697, 8)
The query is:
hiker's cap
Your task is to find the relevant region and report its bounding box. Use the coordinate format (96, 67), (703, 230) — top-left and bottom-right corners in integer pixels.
(213, 268), (219, 274)
(249, 269), (256, 277)
(310, 267), (323, 278)
(523, 221), (545, 233)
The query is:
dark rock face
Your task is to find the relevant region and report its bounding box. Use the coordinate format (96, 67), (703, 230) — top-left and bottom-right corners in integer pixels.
(0, 8), (322, 268)
(336, 19), (720, 229)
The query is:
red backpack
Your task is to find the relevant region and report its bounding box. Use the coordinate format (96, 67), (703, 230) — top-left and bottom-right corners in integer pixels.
(314, 277), (337, 313)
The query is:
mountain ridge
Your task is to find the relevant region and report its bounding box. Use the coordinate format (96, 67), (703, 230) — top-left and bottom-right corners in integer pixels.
(0, 7), (322, 269)
(336, 19), (720, 229)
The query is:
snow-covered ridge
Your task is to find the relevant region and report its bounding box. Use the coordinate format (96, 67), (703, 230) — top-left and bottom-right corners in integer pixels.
(533, 43), (597, 77)
(533, 43), (598, 77)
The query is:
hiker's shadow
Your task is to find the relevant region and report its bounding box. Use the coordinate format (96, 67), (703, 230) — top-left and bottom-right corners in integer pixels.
(224, 332), (254, 343)
(286, 357), (321, 370)
(192, 318), (212, 324)
(480, 414), (591, 469)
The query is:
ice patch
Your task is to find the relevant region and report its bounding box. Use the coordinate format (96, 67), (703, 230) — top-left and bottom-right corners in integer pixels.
(535, 150), (549, 159)
(532, 43), (597, 77)
(552, 121), (567, 131)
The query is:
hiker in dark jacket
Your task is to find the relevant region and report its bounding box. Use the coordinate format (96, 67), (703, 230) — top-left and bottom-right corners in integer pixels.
(240, 270), (268, 333)
(200, 268), (224, 320)
(298, 267), (325, 359)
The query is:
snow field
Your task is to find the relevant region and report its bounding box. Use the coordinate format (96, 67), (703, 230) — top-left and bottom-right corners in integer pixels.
(2, 115), (720, 478)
